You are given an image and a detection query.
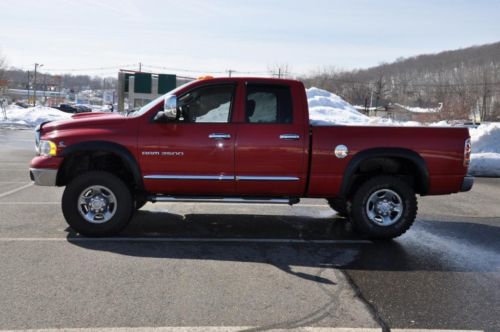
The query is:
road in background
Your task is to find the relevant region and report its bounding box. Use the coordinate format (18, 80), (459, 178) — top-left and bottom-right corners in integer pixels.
(0, 129), (498, 331)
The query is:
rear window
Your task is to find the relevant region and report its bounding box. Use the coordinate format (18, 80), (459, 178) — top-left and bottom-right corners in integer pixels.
(245, 84), (293, 124)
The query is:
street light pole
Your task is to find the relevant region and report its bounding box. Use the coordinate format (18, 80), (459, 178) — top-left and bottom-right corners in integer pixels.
(27, 71), (30, 102)
(33, 63), (43, 106)
(43, 74), (47, 102)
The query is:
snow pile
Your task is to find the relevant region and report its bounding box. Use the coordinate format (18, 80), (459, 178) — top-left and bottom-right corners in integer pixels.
(197, 102), (230, 122)
(0, 105), (71, 128)
(468, 123), (500, 177)
(306, 88), (432, 126)
(307, 87), (371, 125)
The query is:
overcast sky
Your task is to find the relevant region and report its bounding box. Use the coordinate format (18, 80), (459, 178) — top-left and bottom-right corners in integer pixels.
(1, 0), (499, 77)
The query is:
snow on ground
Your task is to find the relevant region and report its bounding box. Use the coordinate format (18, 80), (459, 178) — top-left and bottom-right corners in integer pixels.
(307, 88), (429, 127)
(307, 87), (371, 125)
(469, 153), (500, 177)
(394, 103), (441, 113)
(468, 123), (500, 177)
(469, 123), (500, 154)
(0, 105), (71, 128)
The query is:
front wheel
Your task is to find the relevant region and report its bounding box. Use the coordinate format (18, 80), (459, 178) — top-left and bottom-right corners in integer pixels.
(135, 199), (147, 210)
(349, 175), (417, 239)
(62, 171), (134, 236)
(327, 198), (348, 217)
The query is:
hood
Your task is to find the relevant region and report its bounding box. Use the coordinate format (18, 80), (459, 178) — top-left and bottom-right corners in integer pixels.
(42, 112), (126, 132)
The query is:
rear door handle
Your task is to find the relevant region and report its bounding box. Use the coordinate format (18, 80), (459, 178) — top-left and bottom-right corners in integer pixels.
(209, 133), (231, 140)
(280, 134), (300, 140)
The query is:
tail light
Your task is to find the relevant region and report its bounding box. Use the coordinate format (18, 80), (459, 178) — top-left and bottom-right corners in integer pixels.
(464, 138), (471, 167)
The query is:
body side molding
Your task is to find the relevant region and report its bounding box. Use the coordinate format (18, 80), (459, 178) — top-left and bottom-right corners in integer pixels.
(143, 175), (300, 181)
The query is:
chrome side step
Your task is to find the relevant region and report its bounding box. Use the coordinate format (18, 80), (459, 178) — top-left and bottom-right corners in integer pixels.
(148, 196), (300, 205)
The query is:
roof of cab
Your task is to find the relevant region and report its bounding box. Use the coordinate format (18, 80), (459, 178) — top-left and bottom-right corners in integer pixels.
(195, 76), (301, 84)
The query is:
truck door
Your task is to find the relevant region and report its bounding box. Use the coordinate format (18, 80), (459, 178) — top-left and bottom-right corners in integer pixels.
(139, 83), (237, 195)
(235, 83), (308, 196)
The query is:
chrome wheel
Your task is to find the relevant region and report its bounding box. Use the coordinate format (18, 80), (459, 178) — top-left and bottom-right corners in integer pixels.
(365, 189), (403, 226)
(77, 185), (117, 224)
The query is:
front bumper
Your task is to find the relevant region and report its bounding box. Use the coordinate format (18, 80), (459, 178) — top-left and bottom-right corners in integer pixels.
(29, 168), (58, 186)
(460, 176), (474, 192)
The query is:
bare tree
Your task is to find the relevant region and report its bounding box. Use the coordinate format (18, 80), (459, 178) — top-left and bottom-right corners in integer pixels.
(0, 52), (7, 119)
(372, 68), (389, 108)
(0, 52), (6, 82)
(268, 63), (292, 79)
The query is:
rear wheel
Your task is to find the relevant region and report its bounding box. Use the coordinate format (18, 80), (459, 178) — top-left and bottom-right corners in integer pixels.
(349, 175), (417, 239)
(62, 171), (133, 236)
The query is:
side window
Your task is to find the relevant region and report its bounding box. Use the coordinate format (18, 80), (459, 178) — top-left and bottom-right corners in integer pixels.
(246, 84), (293, 123)
(177, 85), (235, 123)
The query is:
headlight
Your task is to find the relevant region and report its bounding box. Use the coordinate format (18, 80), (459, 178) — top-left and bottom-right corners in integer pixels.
(39, 140), (57, 156)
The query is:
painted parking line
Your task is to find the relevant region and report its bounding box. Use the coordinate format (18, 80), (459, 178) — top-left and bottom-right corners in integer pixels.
(392, 330), (483, 332)
(0, 202), (59, 205)
(0, 183), (33, 198)
(0, 237), (372, 244)
(0, 327), (484, 332)
(0, 328), (382, 332)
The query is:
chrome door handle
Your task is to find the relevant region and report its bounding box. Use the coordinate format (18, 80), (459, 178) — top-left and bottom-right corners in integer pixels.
(280, 134), (300, 140)
(209, 133), (231, 139)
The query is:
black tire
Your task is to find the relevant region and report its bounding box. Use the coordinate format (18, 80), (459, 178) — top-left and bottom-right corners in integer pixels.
(327, 198), (348, 217)
(349, 175), (417, 239)
(62, 171), (134, 236)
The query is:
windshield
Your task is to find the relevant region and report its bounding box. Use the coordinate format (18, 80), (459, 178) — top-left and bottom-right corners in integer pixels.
(127, 81), (194, 117)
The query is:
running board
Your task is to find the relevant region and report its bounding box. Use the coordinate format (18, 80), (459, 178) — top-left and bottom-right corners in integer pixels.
(148, 196), (300, 205)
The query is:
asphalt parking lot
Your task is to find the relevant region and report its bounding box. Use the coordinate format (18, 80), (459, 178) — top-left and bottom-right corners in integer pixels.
(0, 128), (499, 332)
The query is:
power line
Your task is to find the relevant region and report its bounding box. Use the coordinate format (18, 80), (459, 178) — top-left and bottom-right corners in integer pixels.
(307, 77), (500, 88)
(142, 64), (226, 74)
(142, 64), (275, 76)
(43, 64), (137, 72)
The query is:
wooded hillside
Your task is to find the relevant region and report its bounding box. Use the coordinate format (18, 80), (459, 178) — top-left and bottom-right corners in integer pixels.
(302, 42), (500, 121)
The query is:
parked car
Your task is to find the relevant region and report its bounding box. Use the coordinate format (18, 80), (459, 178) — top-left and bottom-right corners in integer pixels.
(75, 105), (92, 113)
(30, 77), (473, 238)
(15, 101), (30, 108)
(56, 103), (92, 114)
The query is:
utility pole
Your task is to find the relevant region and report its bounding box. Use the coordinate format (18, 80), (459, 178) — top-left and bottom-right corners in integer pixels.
(27, 71), (30, 102)
(139, 62), (142, 72)
(43, 74), (47, 105)
(369, 83), (374, 115)
(102, 78), (106, 106)
(33, 63), (43, 106)
(227, 69), (234, 77)
(278, 68), (281, 79)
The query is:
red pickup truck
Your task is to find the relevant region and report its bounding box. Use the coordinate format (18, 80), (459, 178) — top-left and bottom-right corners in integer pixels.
(30, 77), (473, 238)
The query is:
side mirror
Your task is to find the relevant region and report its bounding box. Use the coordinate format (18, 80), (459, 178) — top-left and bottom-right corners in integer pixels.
(164, 95), (178, 119)
(154, 95), (178, 122)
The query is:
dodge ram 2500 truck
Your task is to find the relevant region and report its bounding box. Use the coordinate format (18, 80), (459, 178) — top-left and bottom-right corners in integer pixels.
(30, 77), (473, 238)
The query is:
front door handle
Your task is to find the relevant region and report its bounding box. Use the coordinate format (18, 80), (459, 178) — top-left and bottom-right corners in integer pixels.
(280, 134), (300, 140)
(209, 133), (231, 140)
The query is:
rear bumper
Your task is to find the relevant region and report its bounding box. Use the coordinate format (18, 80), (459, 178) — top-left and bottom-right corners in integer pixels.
(460, 176), (474, 192)
(29, 168), (57, 186)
